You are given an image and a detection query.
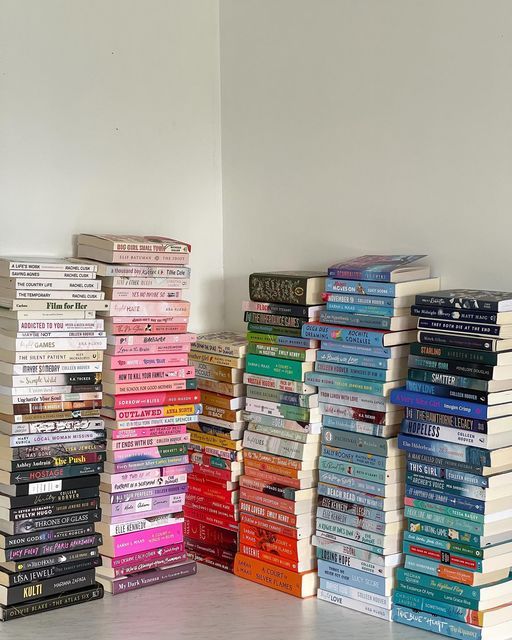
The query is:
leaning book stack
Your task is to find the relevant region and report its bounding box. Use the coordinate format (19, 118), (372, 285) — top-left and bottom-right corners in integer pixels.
(76, 234), (197, 594)
(391, 289), (512, 640)
(0, 256), (108, 620)
(302, 255), (441, 620)
(233, 271), (325, 598)
(185, 331), (248, 573)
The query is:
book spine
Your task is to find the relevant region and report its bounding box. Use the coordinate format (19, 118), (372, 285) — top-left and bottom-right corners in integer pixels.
(408, 356), (494, 381)
(417, 318), (502, 336)
(5, 362), (103, 374)
(401, 420), (489, 447)
(320, 311), (394, 330)
(411, 305), (499, 324)
(317, 494), (387, 523)
(418, 332), (495, 352)
(248, 274), (311, 305)
(319, 389), (387, 412)
(319, 457), (390, 484)
(302, 324), (388, 346)
(107, 542), (184, 568)
(315, 360), (389, 381)
(246, 333), (316, 349)
(318, 560), (388, 596)
(326, 303), (395, 317)
(410, 343), (499, 366)
(391, 389), (489, 420)
(405, 380), (488, 405)
(392, 605), (482, 640)
(408, 369), (489, 392)
(234, 553), (316, 597)
(242, 301), (314, 317)
(406, 462), (487, 488)
(398, 435), (490, 466)
(321, 428), (395, 456)
(325, 279), (396, 296)
(405, 485), (485, 515)
(307, 372), (388, 395)
(109, 561), (196, 594)
(392, 591), (483, 626)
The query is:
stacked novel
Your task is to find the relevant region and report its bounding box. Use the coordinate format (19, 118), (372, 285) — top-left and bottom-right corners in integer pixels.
(301, 255), (441, 620)
(0, 256), (108, 620)
(391, 289), (512, 640)
(185, 331), (248, 573)
(233, 271), (325, 598)
(76, 234), (197, 595)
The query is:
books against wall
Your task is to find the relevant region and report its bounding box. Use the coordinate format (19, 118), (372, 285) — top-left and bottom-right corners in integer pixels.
(233, 271), (325, 597)
(76, 234), (197, 594)
(0, 256), (108, 621)
(301, 256), (441, 620)
(390, 289), (512, 640)
(185, 332), (247, 572)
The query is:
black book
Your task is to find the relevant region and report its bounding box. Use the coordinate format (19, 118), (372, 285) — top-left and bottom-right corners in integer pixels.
(6, 451), (106, 473)
(5, 463), (103, 485)
(0, 474), (100, 497)
(0, 532), (102, 562)
(243, 311), (307, 329)
(0, 556), (101, 587)
(249, 271), (325, 305)
(0, 523), (97, 549)
(0, 567), (96, 606)
(415, 289), (512, 312)
(0, 485), (100, 510)
(0, 583), (104, 621)
(2, 546), (100, 573)
(0, 508), (102, 536)
(2, 497), (100, 523)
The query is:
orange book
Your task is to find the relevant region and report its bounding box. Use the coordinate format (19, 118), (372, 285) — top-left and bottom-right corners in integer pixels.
(244, 466), (303, 489)
(234, 553), (317, 598)
(239, 544), (316, 573)
(244, 458), (304, 480)
(243, 450), (305, 470)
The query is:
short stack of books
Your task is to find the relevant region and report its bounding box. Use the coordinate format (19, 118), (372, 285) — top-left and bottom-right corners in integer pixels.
(391, 289), (512, 640)
(301, 255), (441, 620)
(76, 234), (197, 595)
(0, 256), (108, 620)
(185, 331), (248, 572)
(233, 271), (325, 598)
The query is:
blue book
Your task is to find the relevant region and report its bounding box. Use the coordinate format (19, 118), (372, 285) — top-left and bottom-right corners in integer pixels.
(325, 293), (399, 307)
(406, 471), (486, 500)
(393, 591), (482, 626)
(326, 302), (396, 316)
(326, 278), (401, 297)
(321, 340), (395, 358)
(315, 360), (389, 381)
(392, 605), (487, 640)
(317, 482), (387, 511)
(302, 324), (388, 346)
(319, 469), (388, 497)
(328, 255), (427, 282)
(317, 559), (390, 595)
(398, 435), (494, 468)
(320, 310), (395, 329)
(321, 443), (390, 470)
(405, 485), (486, 515)
(316, 350), (392, 369)
(405, 380), (488, 405)
(305, 371), (388, 395)
(390, 388), (492, 420)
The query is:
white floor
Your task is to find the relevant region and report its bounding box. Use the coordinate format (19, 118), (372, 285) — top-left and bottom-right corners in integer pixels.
(2, 564), (435, 640)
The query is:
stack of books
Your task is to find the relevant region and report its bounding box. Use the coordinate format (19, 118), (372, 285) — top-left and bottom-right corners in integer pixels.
(185, 331), (248, 572)
(76, 234), (197, 595)
(391, 289), (512, 640)
(0, 256), (108, 620)
(301, 255), (441, 620)
(233, 271), (325, 598)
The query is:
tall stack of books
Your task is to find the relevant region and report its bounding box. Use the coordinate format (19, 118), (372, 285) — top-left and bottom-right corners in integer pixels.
(301, 255), (441, 620)
(233, 271), (325, 598)
(76, 234), (197, 595)
(390, 289), (512, 640)
(185, 331), (247, 573)
(0, 256), (108, 620)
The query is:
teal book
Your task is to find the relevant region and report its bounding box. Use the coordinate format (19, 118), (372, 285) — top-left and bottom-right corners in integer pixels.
(245, 354), (312, 382)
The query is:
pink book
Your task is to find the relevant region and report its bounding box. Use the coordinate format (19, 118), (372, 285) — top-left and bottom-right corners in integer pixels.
(109, 434), (190, 451)
(108, 503), (184, 524)
(108, 493), (186, 517)
(107, 322), (188, 335)
(108, 389), (200, 408)
(109, 443), (189, 462)
(100, 523), (184, 557)
(106, 344), (192, 356)
(108, 333), (196, 347)
(103, 413), (199, 430)
(109, 315), (188, 324)
(109, 552), (188, 578)
(106, 404), (201, 421)
(106, 542), (185, 569)
(105, 353), (190, 370)
(108, 366), (195, 383)
(108, 380), (195, 395)
(109, 424), (188, 440)
(107, 289), (183, 301)
(102, 301), (190, 317)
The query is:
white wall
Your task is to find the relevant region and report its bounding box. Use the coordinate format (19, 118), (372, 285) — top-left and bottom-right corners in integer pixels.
(220, 0), (512, 329)
(0, 0), (223, 332)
